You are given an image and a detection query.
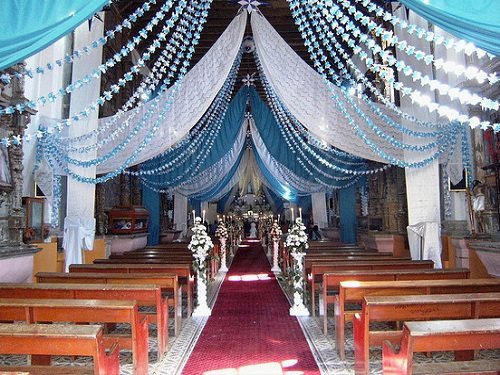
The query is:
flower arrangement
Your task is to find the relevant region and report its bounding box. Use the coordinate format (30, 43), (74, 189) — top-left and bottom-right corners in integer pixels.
(285, 218), (309, 253)
(188, 217), (214, 282)
(215, 222), (228, 239)
(270, 221), (282, 240)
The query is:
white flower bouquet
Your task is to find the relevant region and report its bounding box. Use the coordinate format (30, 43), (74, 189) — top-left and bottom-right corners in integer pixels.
(285, 218), (309, 254)
(215, 222), (228, 239)
(188, 218), (214, 282)
(270, 221), (282, 240)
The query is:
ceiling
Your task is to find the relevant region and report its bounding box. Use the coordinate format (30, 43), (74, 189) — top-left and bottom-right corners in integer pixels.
(110, 0), (317, 97)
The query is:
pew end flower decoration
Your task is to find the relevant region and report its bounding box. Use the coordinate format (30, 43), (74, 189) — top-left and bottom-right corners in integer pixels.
(215, 222), (228, 239)
(285, 218), (309, 254)
(270, 220), (282, 241)
(188, 217), (214, 282)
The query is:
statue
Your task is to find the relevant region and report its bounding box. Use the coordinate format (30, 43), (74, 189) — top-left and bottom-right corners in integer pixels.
(471, 180), (485, 233)
(249, 221), (257, 238)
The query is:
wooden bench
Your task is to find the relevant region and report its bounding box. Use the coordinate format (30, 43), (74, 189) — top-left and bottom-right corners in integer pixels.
(304, 256), (417, 275)
(334, 278), (500, 360)
(35, 272), (181, 336)
(0, 323), (119, 375)
(0, 298), (148, 374)
(0, 283), (168, 357)
(310, 261), (438, 317)
(307, 242), (364, 250)
(382, 318), (500, 375)
(319, 267), (469, 322)
(69, 263), (194, 317)
(354, 292), (500, 375)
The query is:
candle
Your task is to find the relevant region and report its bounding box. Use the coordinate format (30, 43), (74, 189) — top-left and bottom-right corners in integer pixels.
(192, 210), (196, 222)
(291, 207), (294, 222)
(278, 214), (280, 223)
(202, 210), (206, 223)
(299, 207), (302, 220)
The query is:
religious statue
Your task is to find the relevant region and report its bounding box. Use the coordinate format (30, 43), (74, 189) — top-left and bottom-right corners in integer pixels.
(249, 221), (257, 238)
(471, 180), (485, 233)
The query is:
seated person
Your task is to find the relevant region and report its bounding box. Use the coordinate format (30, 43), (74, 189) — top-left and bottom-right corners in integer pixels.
(310, 225), (322, 241)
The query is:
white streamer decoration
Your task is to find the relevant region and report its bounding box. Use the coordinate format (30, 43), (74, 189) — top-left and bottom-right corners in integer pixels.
(95, 11), (247, 173)
(251, 12), (464, 177)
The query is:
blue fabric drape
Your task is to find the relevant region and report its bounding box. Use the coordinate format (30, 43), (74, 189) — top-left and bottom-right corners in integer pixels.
(142, 185), (160, 246)
(249, 87), (366, 187)
(0, 0), (109, 70)
(188, 199), (202, 218)
(252, 145), (299, 202)
(140, 87), (247, 190)
(189, 146), (246, 202)
(339, 185), (357, 244)
(400, 0), (500, 56)
(217, 185), (238, 214)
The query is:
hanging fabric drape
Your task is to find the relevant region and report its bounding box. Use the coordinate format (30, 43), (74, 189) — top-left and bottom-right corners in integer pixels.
(400, 0), (500, 56)
(251, 12), (465, 174)
(142, 186), (160, 245)
(249, 87), (367, 188)
(250, 118), (362, 192)
(139, 86), (248, 193)
(0, 0), (109, 70)
(36, 10), (247, 177)
(95, 11), (247, 173)
(175, 128), (247, 200)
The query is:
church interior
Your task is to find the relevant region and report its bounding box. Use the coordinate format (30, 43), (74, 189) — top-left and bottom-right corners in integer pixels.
(0, 0), (500, 374)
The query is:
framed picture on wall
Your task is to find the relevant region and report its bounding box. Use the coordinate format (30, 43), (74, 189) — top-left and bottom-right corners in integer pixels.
(0, 144), (12, 190)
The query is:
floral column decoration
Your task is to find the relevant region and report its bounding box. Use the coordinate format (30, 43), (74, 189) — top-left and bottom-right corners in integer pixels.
(270, 220), (282, 273)
(215, 221), (229, 273)
(226, 221), (234, 256)
(188, 217), (213, 316)
(285, 218), (310, 316)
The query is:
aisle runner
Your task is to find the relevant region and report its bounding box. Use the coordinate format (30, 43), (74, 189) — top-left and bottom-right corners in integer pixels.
(181, 240), (320, 375)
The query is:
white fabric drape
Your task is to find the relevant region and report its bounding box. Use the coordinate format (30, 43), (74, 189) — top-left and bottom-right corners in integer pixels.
(251, 12), (461, 168)
(407, 221), (442, 268)
(94, 11), (247, 173)
(62, 216), (96, 271)
(250, 120), (327, 194)
(175, 122), (247, 197)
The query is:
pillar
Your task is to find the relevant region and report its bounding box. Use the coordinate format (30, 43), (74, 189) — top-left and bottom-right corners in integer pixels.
(64, 15), (105, 268)
(174, 192), (188, 237)
(311, 192), (328, 229)
(339, 186), (357, 243)
(394, 6), (442, 266)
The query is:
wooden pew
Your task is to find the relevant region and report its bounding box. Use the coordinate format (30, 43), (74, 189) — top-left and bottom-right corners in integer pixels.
(354, 292), (500, 375)
(318, 267), (469, 321)
(109, 252), (193, 260)
(307, 241), (363, 250)
(0, 298), (148, 375)
(69, 263), (194, 316)
(382, 319), (500, 375)
(0, 283), (168, 356)
(310, 260), (437, 317)
(35, 272), (181, 336)
(0, 323), (119, 375)
(334, 278), (500, 361)
(304, 256), (414, 275)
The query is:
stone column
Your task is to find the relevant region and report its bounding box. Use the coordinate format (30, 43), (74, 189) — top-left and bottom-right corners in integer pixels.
(219, 238), (228, 272)
(311, 192), (328, 230)
(173, 192), (188, 238)
(271, 238), (281, 273)
(394, 7), (442, 266)
(64, 16), (104, 268)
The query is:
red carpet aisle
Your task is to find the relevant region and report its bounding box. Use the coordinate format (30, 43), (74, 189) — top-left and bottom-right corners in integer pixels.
(181, 239), (320, 375)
